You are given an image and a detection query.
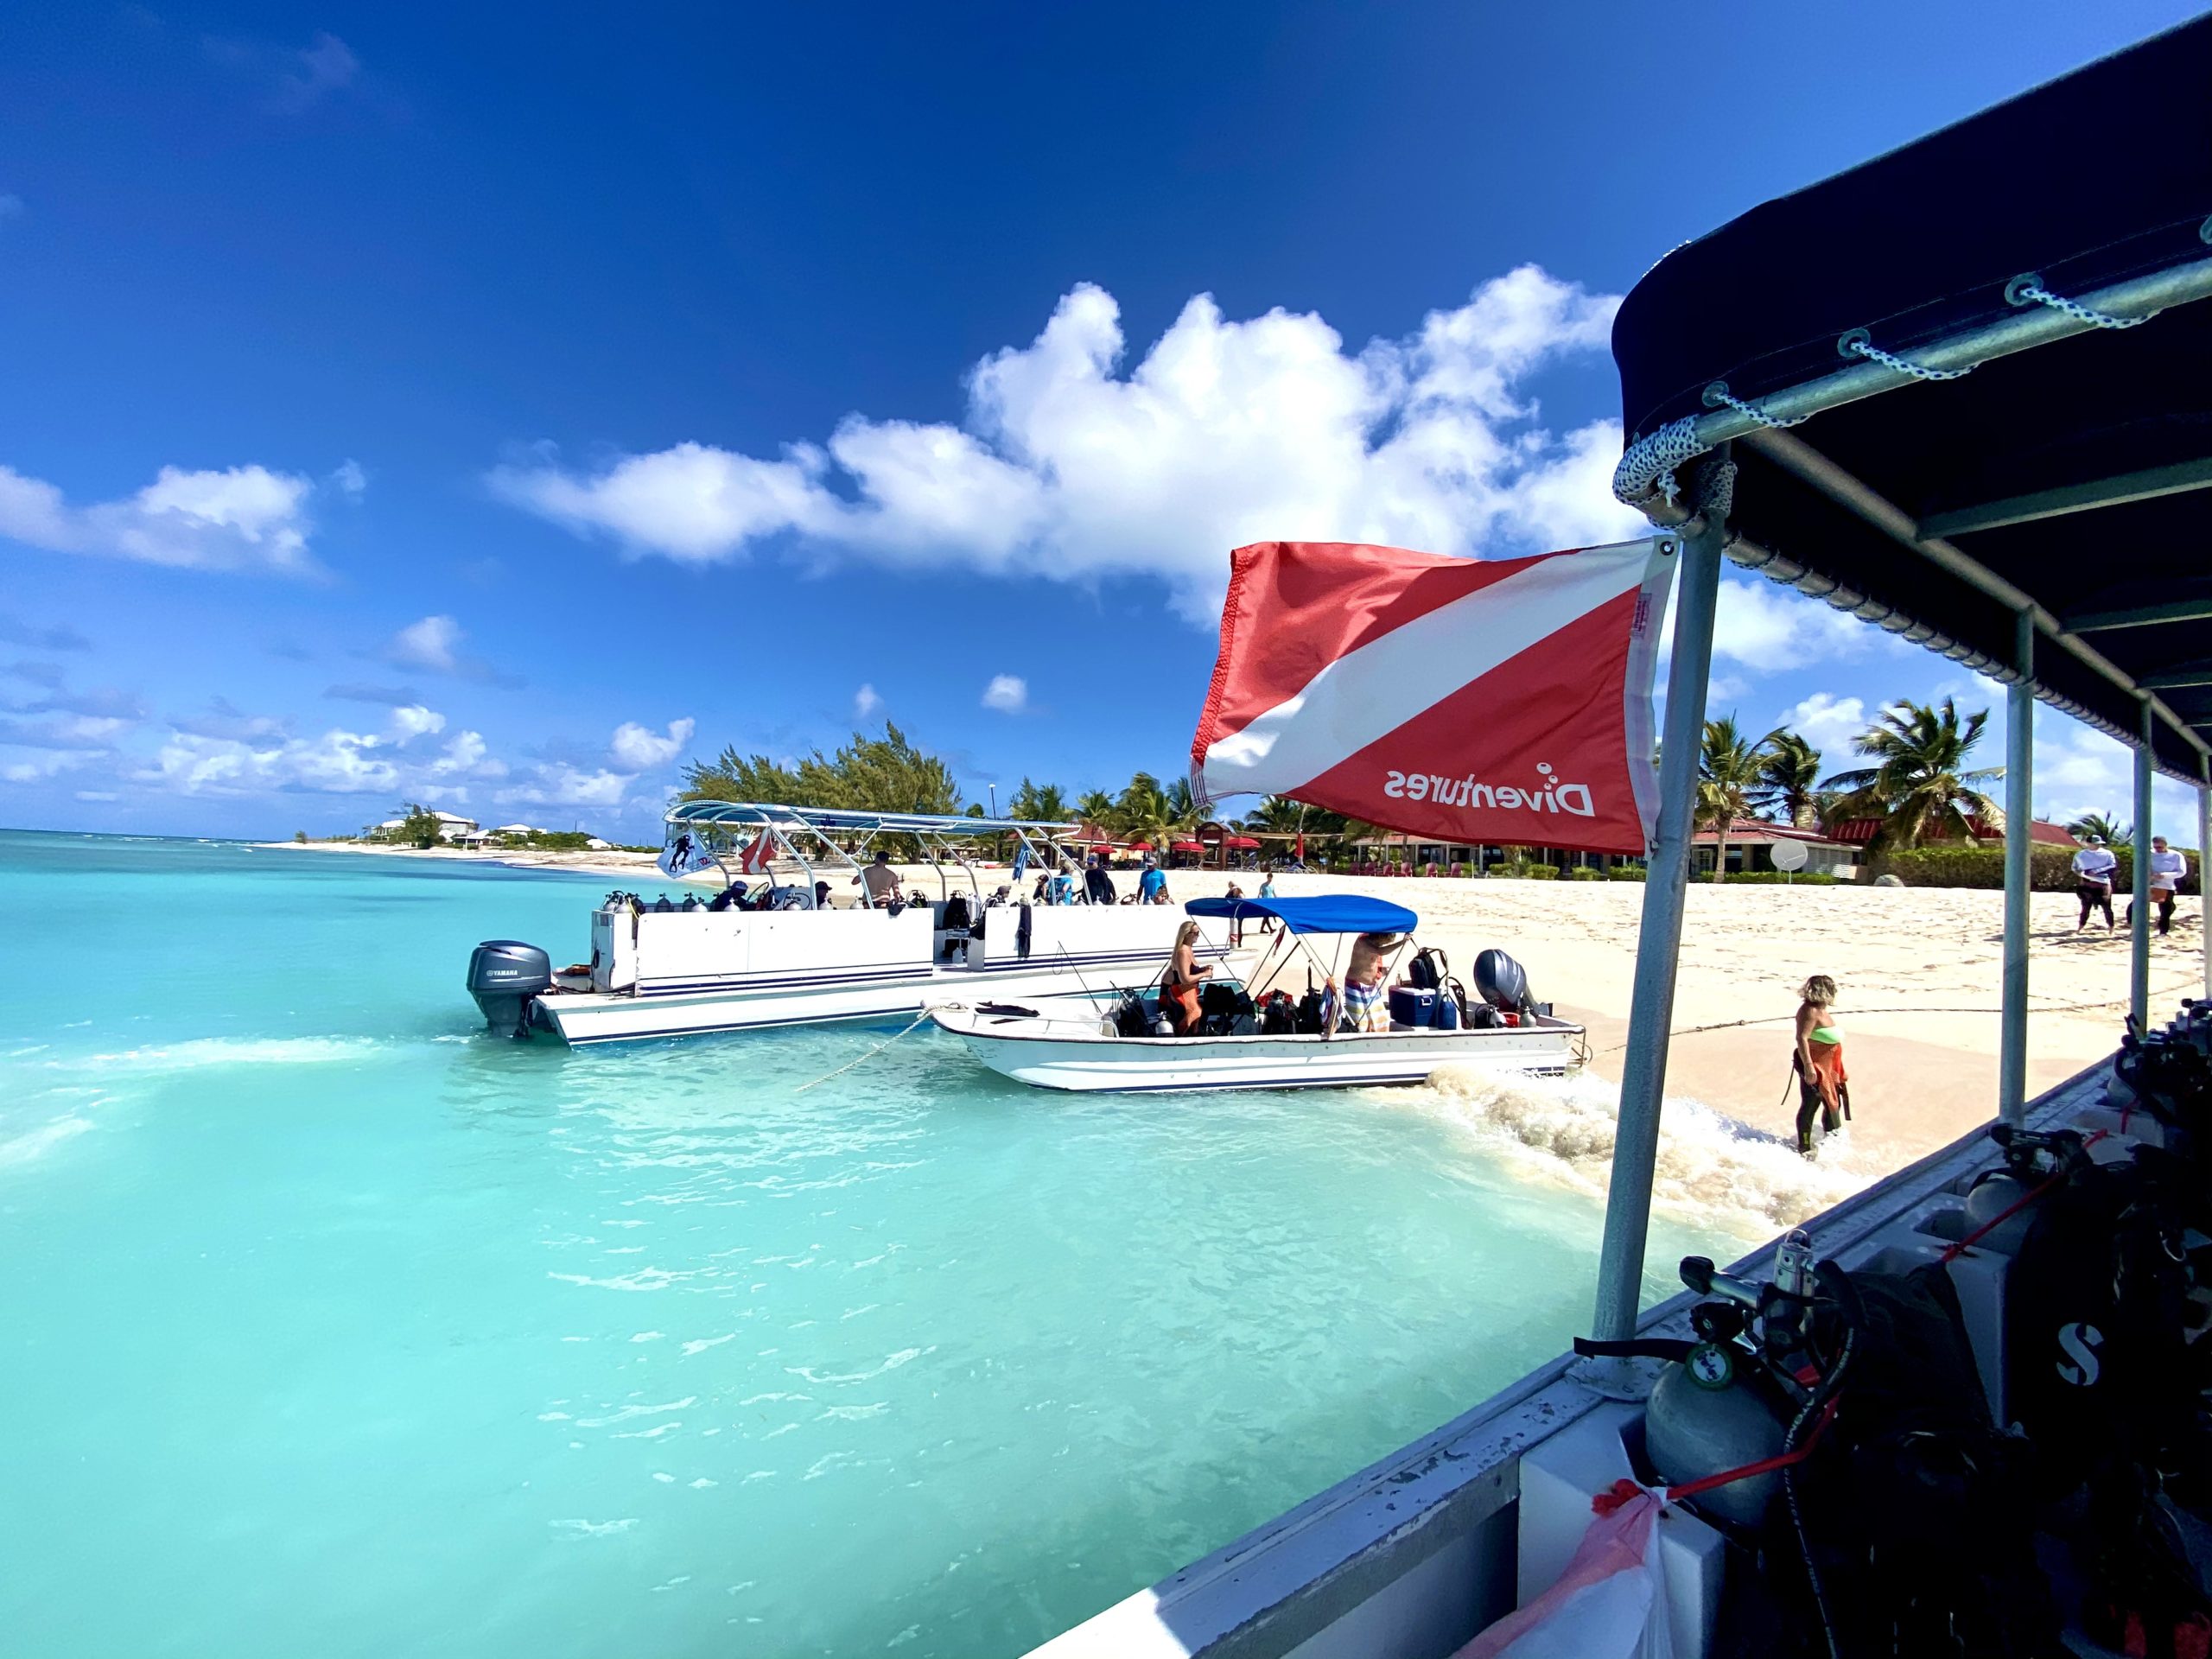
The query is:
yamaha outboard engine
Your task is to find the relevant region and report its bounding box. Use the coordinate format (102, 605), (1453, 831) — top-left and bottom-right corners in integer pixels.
(467, 939), (552, 1039)
(1472, 949), (1541, 1016)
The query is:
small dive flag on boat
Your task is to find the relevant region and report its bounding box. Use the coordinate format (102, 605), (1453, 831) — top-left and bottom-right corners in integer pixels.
(1191, 538), (1675, 856)
(734, 830), (774, 875)
(657, 831), (721, 880)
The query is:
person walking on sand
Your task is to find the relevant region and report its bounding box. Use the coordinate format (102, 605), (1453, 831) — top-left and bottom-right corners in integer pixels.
(2072, 835), (2118, 931)
(2126, 835), (2189, 938)
(1792, 975), (1851, 1157)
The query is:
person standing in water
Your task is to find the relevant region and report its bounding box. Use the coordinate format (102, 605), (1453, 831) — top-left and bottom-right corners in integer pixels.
(1793, 974), (1850, 1157)
(2072, 834), (2118, 931)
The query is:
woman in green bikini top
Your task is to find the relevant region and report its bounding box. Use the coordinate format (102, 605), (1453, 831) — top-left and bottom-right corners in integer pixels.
(1793, 974), (1850, 1156)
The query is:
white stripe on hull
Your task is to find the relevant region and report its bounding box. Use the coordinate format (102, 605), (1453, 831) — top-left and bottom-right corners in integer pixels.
(932, 1010), (1582, 1093)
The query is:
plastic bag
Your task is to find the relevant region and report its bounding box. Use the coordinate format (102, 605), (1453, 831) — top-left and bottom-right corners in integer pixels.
(1452, 1482), (1673, 1659)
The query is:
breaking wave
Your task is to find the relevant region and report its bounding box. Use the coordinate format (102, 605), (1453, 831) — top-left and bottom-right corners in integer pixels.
(1402, 1065), (1878, 1241)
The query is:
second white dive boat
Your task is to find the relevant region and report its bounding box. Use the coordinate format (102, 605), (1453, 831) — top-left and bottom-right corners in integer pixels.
(931, 894), (1586, 1091)
(464, 802), (1239, 1044)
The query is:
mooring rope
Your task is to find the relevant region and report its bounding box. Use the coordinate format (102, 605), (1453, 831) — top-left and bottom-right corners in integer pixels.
(792, 1009), (932, 1095)
(1593, 974), (2205, 1054)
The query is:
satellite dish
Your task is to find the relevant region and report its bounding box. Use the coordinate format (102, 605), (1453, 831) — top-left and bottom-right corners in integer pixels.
(1770, 837), (1809, 873)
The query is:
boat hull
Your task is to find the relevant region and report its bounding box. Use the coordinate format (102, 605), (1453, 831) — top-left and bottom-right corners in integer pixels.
(537, 956), (1224, 1045)
(931, 1007), (1585, 1093)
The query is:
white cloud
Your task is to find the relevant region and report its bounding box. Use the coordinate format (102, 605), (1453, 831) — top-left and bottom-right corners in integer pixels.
(0, 750), (92, 783)
(378, 614), (519, 686)
(144, 727), (399, 797)
(0, 462), (320, 575)
(388, 703), (446, 742)
(854, 683), (883, 720)
(982, 674), (1027, 714)
(387, 615), (461, 673)
(432, 730), (497, 777)
(489, 265), (1643, 620)
(1780, 692), (1868, 759)
(1712, 578), (1887, 673)
(610, 716), (696, 771)
(498, 765), (628, 810)
(332, 459), (367, 498)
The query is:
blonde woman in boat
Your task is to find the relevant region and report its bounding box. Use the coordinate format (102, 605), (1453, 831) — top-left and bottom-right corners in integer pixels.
(1160, 918), (1215, 1034)
(1793, 974), (1851, 1156)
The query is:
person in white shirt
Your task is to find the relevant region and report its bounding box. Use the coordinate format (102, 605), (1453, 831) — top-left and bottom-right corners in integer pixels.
(2126, 835), (2190, 937)
(2072, 835), (2118, 931)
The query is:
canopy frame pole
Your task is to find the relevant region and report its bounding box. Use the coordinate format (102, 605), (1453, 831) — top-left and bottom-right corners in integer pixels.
(2201, 760), (2211, 1003)
(2134, 700), (2156, 1030)
(1592, 478), (1720, 1343)
(2001, 611), (2034, 1124)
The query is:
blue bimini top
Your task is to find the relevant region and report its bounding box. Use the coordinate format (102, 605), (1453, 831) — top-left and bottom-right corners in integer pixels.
(1184, 894), (1418, 936)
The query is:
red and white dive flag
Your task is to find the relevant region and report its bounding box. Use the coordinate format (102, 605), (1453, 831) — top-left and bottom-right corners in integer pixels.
(734, 830), (775, 875)
(1192, 538), (1675, 855)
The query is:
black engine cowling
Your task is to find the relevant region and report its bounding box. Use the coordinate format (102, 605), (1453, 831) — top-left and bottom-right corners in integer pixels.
(1473, 948), (1538, 1015)
(467, 939), (552, 1038)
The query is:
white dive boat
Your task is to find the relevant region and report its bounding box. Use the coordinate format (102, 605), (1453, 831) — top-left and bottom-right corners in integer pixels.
(463, 803), (1237, 1044)
(931, 894), (1586, 1091)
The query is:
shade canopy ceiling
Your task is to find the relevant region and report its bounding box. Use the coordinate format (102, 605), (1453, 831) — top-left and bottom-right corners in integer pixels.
(1611, 16), (2212, 782)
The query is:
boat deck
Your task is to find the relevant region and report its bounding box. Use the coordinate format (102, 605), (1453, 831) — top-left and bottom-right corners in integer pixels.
(1027, 1060), (2111, 1658)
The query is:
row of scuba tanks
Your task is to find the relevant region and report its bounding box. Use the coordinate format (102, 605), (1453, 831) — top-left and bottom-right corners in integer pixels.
(1572, 995), (2212, 1656)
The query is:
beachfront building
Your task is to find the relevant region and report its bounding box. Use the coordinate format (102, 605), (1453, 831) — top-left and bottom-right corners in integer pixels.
(1689, 818), (1859, 877)
(1342, 831), (1644, 876)
(429, 811), (480, 843)
(1827, 814), (2078, 856)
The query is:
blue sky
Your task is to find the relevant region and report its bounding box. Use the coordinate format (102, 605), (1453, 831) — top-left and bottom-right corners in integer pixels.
(2, 2), (2204, 840)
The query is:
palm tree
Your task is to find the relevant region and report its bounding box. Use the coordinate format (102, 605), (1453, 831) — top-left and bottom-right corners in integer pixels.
(1698, 716), (1780, 882)
(1074, 789), (1116, 830)
(2068, 810), (2127, 845)
(1756, 732), (1824, 828)
(1821, 697), (2003, 851)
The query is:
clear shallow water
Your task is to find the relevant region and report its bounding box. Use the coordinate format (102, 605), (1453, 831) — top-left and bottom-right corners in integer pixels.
(0, 831), (1713, 1659)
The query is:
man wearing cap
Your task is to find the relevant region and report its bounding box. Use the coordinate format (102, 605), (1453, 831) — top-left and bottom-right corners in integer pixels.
(2072, 834), (2118, 932)
(1137, 855), (1167, 906)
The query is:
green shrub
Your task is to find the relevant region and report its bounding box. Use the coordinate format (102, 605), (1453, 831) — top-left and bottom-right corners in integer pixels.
(1605, 866), (1648, 880)
(1721, 870), (1841, 885)
(1567, 866), (1603, 880)
(1519, 863), (1560, 880)
(1879, 843), (2152, 891)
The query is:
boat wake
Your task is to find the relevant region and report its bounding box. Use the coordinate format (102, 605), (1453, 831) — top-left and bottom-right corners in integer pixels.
(65, 1035), (390, 1072)
(1401, 1065), (1878, 1240)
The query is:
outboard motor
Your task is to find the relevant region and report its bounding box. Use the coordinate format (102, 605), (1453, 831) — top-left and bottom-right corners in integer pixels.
(1472, 949), (1541, 1017)
(467, 939), (552, 1039)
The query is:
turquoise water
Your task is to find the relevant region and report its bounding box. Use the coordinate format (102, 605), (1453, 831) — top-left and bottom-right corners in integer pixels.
(0, 831), (1704, 1658)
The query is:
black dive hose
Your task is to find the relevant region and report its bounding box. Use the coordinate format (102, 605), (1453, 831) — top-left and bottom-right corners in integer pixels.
(1784, 1259), (1861, 1659)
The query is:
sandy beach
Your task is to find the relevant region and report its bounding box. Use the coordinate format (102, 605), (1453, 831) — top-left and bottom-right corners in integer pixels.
(268, 838), (2196, 1236)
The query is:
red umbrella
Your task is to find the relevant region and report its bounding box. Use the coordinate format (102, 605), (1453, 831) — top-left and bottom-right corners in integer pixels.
(1127, 840), (1153, 852)
(1222, 835), (1261, 849)
(1171, 839), (1207, 853)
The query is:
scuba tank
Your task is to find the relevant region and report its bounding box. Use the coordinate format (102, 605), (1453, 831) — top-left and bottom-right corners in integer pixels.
(1636, 1235), (1811, 1531)
(1959, 1123), (2093, 1255)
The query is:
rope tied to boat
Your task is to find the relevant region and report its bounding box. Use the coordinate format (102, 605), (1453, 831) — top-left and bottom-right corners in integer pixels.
(791, 1009), (932, 1096)
(1839, 328), (1975, 382)
(1703, 380), (1810, 430)
(2006, 273), (2152, 331)
(1611, 413), (1706, 506)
